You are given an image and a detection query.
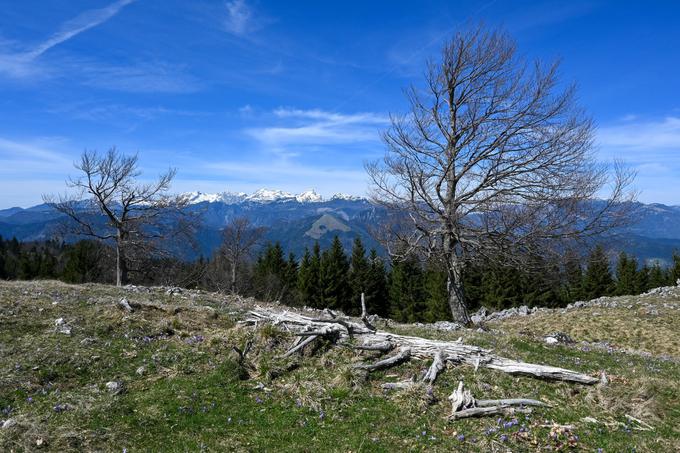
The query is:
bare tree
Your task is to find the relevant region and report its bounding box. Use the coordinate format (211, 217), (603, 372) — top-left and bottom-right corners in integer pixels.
(220, 217), (265, 293)
(366, 26), (635, 324)
(44, 148), (191, 286)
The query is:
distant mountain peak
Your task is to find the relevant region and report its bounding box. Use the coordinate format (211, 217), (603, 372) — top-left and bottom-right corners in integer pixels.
(331, 193), (365, 202)
(296, 189), (323, 203)
(180, 188), (367, 205)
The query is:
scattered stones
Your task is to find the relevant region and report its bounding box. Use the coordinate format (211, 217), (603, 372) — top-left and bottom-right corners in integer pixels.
(165, 286), (183, 296)
(118, 298), (134, 313)
(105, 381), (124, 395)
(543, 332), (575, 345)
(136, 366), (146, 376)
(1, 418), (16, 429)
(54, 318), (71, 335)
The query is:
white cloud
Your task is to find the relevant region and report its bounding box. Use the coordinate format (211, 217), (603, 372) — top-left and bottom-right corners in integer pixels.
(25, 0), (136, 60)
(0, 0), (136, 77)
(596, 116), (680, 204)
(598, 116), (680, 151)
(247, 108), (388, 156)
(76, 60), (201, 93)
(0, 136), (72, 168)
(224, 0), (258, 36)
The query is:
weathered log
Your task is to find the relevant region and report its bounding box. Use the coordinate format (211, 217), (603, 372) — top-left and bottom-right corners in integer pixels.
(355, 347), (411, 372)
(449, 405), (533, 420)
(381, 380), (416, 390)
(448, 381), (549, 420)
(476, 398), (549, 408)
(449, 381), (475, 413)
(353, 341), (394, 352)
(280, 335), (318, 358)
(423, 350), (447, 384)
(360, 293), (377, 332)
(244, 307), (598, 384)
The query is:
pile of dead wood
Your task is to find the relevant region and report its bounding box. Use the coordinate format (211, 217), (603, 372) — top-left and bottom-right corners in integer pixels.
(241, 295), (600, 419)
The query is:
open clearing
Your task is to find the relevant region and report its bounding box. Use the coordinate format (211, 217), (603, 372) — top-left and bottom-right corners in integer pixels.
(1, 280), (679, 452)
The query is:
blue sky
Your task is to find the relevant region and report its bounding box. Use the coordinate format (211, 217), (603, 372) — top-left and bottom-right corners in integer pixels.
(0, 0), (679, 208)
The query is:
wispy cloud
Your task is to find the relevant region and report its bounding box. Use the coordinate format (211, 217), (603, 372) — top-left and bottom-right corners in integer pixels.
(0, 0), (136, 77)
(598, 116), (680, 152)
(76, 60), (201, 93)
(597, 116), (680, 204)
(24, 0), (136, 60)
(246, 108), (388, 157)
(0, 136), (73, 176)
(223, 0), (268, 36)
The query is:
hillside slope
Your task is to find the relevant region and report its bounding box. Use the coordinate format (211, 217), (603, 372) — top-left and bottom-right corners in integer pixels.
(1, 281), (679, 451)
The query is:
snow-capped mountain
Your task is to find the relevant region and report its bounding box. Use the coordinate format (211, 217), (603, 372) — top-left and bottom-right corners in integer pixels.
(182, 188), (362, 205)
(331, 193), (365, 202)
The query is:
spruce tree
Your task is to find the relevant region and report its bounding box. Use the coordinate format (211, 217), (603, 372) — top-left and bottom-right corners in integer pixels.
(388, 256), (425, 323)
(348, 237), (369, 314)
(615, 252), (638, 296)
(480, 263), (524, 309)
(670, 251), (680, 285)
(422, 261), (451, 321)
(647, 261), (668, 290)
(319, 236), (350, 312)
(636, 265), (650, 293)
(582, 245), (613, 299)
(283, 252), (299, 305)
(364, 249), (389, 317)
(254, 242), (288, 301)
(0, 236), (6, 279)
(562, 249), (584, 302)
(297, 248), (317, 306)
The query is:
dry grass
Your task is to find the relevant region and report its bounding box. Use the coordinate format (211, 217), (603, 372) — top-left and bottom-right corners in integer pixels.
(494, 295), (680, 357)
(1, 280), (680, 452)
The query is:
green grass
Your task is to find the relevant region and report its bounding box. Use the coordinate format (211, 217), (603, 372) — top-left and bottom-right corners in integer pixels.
(1, 280), (679, 452)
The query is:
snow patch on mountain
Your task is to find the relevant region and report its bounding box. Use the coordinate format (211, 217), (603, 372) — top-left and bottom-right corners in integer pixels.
(182, 191), (246, 204)
(331, 193), (365, 202)
(296, 189), (323, 203)
(181, 188), (366, 205)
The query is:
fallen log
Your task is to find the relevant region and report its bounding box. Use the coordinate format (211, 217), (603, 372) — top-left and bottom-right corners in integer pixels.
(243, 307), (599, 385)
(423, 350), (447, 384)
(450, 405), (533, 420)
(448, 381), (549, 420)
(353, 341), (394, 352)
(355, 347), (411, 372)
(476, 398), (549, 408)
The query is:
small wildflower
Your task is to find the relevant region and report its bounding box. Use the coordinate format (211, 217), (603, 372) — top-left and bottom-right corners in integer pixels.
(319, 411), (325, 420)
(456, 434), (465, 441)
(255, 396), (262, 404)
(500, 434), (508, 442)
(227, 417), (232, 423)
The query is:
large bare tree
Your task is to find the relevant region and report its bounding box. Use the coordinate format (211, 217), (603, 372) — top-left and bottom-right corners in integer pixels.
(45, 148), (191, 286)
(220, 217), (265, 294)
(366, 27), (634, 324)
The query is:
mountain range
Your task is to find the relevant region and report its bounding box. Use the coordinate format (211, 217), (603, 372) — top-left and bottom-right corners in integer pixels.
(2, 189), (680, 265)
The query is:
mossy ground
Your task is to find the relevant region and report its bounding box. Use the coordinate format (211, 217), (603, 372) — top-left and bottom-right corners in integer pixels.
(1, 281), (679, 452)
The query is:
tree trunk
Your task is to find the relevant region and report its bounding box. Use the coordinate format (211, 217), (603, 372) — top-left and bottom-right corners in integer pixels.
(230, 260), (237, 294)
(115, 230), (128, 287)
(447, 258), (471, 325)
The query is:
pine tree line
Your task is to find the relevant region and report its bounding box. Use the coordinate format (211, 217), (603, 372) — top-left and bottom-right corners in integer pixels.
(3, 234), (680, 323)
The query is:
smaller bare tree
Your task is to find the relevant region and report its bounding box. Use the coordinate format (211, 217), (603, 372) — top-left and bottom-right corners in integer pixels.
(44, 147), (191, 286)
(220, 217), (265, 294)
